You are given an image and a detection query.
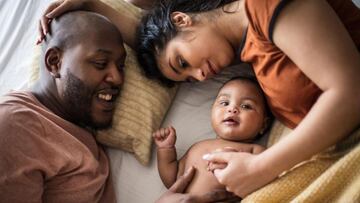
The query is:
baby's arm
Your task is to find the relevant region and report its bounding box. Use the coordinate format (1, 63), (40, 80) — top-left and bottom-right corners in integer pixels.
(153, 126), (178, 188)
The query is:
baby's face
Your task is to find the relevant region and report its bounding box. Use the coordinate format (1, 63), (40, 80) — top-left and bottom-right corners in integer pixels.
(211, 79), (267, 141)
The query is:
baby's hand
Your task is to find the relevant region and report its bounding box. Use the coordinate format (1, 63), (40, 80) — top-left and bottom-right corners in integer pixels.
(152, 126), (177, 148)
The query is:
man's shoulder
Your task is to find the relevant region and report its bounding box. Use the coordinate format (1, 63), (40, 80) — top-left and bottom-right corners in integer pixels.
(0, 90), (35, 104)
(0, 90), (43, 129)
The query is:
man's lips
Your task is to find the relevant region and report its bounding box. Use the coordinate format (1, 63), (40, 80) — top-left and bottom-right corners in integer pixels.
(95, 88), (120, 111)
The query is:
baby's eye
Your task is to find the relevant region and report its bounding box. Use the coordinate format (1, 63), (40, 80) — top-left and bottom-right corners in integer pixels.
(240, 104), (252, 109)
(220, 101), (229, 106)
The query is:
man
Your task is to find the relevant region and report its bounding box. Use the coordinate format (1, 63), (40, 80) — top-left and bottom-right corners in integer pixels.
(0, 11), (125, 202)
(0, 8), (238, 203)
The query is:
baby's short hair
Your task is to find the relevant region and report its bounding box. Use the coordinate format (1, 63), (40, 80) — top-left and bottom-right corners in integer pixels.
(221, 75), (274, 134)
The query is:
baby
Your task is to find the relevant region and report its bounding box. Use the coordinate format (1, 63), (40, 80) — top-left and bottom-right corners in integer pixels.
(153, 76), (272, 196)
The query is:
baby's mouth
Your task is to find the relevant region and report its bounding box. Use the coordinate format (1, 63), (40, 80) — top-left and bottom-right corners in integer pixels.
(222, 117), (239, 125)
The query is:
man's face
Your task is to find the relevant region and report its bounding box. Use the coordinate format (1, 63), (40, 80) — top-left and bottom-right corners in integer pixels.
(57, 31), (126, 129)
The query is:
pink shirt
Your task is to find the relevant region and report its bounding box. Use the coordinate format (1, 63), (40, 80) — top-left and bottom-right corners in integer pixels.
(0, 91), (115, 203)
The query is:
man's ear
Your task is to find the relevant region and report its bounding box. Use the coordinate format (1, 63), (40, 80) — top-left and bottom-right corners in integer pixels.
(44, 47), (62, 78)
(171, 12), (192, 28)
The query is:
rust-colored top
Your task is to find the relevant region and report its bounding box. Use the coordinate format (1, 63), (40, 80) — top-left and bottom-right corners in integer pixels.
(240, 0), (360, 128)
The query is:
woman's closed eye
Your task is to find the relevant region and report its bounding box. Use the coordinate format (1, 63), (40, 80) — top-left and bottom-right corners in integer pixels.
(178, 56), (189, 69)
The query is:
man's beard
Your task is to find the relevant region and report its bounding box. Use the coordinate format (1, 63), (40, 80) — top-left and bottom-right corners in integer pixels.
(62, 71), (112, 130)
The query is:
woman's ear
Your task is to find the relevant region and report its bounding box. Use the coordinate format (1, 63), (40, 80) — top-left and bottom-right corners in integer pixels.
(45, 47), (62, 78)
(171, 12), (192, 28)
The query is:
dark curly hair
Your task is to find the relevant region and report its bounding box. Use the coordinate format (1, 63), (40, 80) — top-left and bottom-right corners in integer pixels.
(136, 0), (236, 87)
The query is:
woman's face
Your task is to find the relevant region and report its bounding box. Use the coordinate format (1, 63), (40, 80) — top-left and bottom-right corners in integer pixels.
(156, 21), (235, 82)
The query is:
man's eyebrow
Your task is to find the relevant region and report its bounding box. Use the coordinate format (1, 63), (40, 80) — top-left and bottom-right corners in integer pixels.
(95, 49), (112, 55)
(169, 58), (180, 74)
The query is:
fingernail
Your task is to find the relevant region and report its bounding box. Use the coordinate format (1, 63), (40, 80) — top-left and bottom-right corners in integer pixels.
(202, 154), (210, 160)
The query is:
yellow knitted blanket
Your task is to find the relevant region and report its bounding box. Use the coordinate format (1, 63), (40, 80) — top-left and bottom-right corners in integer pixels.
(244, 121), (360, 202)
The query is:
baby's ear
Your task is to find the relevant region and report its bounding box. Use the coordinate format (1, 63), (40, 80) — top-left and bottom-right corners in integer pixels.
(44, 47), (62, 78)
(260, 117), (271, 134)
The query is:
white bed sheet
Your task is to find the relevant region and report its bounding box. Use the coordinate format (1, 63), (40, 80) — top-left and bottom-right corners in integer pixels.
(0, 0), (52, 95)
(1, 1), (359, 203)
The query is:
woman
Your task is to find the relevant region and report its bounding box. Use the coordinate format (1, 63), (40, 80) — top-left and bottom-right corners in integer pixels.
(39, 0), (360, 200)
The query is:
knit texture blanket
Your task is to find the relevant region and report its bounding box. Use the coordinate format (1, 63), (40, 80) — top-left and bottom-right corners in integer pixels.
(244, 121), (360, 202)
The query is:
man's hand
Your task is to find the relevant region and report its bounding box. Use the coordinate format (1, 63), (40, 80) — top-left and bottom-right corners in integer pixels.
(153, 126), (177, 148)
(156, 167), (241, 203)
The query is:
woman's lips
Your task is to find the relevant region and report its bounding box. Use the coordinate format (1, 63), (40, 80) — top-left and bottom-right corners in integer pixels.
(208, 60), (220, 76)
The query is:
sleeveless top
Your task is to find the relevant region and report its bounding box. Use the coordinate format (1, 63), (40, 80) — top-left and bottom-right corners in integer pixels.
(240, 0), (360, 128)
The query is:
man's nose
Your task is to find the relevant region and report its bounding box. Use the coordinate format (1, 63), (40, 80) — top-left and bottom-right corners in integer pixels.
(105, 63), (123, 86)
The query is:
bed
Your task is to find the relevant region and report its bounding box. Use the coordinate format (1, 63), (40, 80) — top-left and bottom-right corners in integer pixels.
(1, 0), (360, 202)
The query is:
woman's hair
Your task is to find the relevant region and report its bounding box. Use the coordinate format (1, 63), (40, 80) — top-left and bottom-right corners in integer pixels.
(136, 0), (236, 87)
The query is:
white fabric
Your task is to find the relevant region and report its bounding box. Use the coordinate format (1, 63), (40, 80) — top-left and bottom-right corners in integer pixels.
(0, 0), (52, 95)
(108, 64), (254, 202)
(0, 1), (359, 203)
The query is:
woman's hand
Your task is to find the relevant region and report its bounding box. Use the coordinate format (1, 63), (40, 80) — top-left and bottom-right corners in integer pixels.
(37, 0), (92, 44)
(125, 0), (157, 10)
(156, 167), (241, 203)
(203, 151), (276, 198)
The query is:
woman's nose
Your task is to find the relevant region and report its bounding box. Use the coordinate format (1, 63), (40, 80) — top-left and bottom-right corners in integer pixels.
(191, 68), (206, 81)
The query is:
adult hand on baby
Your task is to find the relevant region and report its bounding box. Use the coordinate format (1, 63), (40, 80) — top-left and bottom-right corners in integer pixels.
(153, 126), (177, 148)
(203, 152), (276, 198)
(37, 0), (92, 44)
(156, 167), (241, 203)
(205, 147), (239, 171)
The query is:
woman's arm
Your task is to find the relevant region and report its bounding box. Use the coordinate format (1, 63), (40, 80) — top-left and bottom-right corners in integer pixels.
(125, 0), (157, 10)
(39, 0), (140, 49)
(205, 0), (360, 197)
(266, 0), (360, 179)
